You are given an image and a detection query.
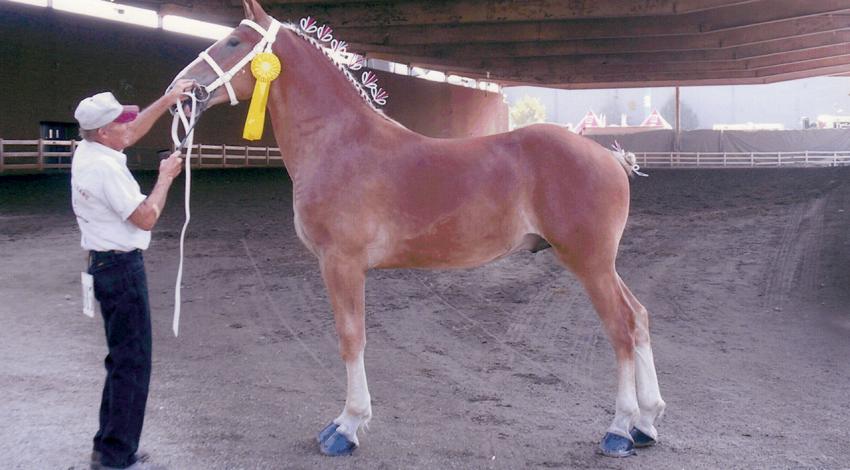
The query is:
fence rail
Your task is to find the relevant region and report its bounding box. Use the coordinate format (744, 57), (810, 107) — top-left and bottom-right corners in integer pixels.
(0, 139), (79, 172)
(0, 139), (284, 173)
(2, 139), (850, 173)
(634, 151), (850, 168)
(192, 143), (284, 168)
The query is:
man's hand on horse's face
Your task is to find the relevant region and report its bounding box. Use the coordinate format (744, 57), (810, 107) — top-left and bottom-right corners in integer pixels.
(168, 79), (196, 101)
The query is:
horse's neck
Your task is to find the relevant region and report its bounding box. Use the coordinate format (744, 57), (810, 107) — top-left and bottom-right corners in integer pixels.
(268, 29), (387, 178)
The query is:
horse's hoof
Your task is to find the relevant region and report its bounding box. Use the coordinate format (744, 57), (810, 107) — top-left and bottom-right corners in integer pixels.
(630, 427), (657, 448)
(317, 422), (338, 444)
(600, 432), (636, 457)
(318, 428), (357, 456)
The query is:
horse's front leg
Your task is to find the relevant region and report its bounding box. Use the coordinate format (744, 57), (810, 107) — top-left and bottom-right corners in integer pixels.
(316, 255), (371, 456)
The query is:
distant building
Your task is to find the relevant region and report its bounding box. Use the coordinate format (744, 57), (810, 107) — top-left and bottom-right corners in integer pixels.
(574, 110), (605, 134)
(713, 123), (785, 130)
(580, 109), (671, 135)
(639, 110), (673, 129)
(815, 114), (850, 129)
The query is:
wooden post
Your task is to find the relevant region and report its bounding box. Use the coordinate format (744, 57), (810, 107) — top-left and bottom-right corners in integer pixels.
(245, 145), (250, 166)
(834, 152), (838, 167)
(0, 138), (4, 173)
(266, 146), (270, 166)
(696, 152), (700, 167)
(750, 153), (754, 166)
(805, 150), (809, 166)
(778, 153), (782, 167)
(723, 152), (727, 167)
(222, 144), (227, 167)
(38, 138), (44, 171)
(674, 86), (681, 153)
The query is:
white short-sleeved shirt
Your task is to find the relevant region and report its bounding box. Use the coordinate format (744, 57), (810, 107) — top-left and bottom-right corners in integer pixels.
(71, 140), (150, 251)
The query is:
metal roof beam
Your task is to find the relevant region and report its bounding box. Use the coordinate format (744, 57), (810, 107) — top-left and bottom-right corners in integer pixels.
(265, 0), (757, 27)
(332, 3), (850, 45)
(348, 16), (850, 60)
(491, 55), (850, 86)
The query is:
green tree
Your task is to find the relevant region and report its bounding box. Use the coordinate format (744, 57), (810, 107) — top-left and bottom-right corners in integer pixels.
(510, 95), (547, 128)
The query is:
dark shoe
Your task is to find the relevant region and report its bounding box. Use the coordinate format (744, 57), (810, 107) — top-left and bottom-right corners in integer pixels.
(599, 432), (636, 457)
(90, 450), (151, 469)
(629, 426), (657, 448)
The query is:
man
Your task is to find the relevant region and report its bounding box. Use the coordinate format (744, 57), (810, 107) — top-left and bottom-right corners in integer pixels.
(71, 80), (194, 470)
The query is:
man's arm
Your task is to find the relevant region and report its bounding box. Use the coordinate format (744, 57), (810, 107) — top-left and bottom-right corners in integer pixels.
(129, 151), (183, 231)
(125, 79), (195, 148)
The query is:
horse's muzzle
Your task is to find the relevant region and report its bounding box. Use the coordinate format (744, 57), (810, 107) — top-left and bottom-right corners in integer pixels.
(190, 83), (211, 103)
(168, 82), (210, 118)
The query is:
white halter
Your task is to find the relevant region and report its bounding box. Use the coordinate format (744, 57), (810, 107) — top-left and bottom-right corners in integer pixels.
(168, 19), (281, 336)
(175, 19), (281, 106)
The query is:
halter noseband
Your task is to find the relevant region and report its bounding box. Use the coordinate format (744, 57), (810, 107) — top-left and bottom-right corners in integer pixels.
(177, 19), (281, 106)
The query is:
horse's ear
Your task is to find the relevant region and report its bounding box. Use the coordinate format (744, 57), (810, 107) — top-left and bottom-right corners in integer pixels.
(243, 0), (270, 22)
(242, 0), (256, 21)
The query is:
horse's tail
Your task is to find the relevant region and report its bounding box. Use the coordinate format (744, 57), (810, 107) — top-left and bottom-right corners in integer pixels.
(610, 141), (648, 178)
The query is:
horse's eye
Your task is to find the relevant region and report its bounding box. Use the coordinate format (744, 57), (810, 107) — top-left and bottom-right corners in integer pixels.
(227, 37), (240, 47)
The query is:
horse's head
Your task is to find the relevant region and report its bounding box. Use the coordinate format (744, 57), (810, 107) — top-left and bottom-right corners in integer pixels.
(169, 0), (277, 116)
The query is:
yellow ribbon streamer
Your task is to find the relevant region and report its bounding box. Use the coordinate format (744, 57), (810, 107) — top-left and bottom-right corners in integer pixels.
(243, 52), (282, 141)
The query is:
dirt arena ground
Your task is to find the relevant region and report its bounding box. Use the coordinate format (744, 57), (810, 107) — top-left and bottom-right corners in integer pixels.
(1, 166), (849, 469)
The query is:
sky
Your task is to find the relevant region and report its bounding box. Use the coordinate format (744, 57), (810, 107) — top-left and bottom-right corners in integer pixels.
(503, 76), (850, 130)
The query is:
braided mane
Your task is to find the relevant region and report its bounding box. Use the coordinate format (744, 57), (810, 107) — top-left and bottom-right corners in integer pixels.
(279, 17), (390, 115)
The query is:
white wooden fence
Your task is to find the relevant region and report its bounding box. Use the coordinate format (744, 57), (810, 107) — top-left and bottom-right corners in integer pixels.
(0, 139), (79, 172)
(634, 151), (850, 168)
(0, 139), (284, 173)
(191, 144), (284, 168)
(1, 139), (849, 173)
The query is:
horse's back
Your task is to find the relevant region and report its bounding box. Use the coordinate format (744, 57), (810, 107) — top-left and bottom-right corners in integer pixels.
(506, 123), (619, 170)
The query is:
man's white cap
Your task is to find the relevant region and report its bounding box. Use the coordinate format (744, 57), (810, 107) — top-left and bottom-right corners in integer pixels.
(74, 92), (140, 130)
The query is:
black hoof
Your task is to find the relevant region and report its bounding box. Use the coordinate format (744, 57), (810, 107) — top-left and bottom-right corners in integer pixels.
(630, 427), (657, 448)
(318, 427), (357, 456)
(317, 422), (338, 444)
(600, 432), (635, 457)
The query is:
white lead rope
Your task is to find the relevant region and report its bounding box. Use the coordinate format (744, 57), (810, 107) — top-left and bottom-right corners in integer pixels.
(165, 19), (280, 336)
(170, 93), (199, 337)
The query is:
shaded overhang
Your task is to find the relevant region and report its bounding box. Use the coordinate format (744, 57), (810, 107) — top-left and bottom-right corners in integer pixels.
(121, 0), (850, 89)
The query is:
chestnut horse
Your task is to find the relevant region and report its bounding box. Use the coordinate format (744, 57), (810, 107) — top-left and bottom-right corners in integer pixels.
(172, 0), (665, 458)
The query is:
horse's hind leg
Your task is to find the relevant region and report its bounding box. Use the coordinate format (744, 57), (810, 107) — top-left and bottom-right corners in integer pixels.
(568, 262), (665, 456)
(618, 276), (665, 447)
(316, 256), (372, 456)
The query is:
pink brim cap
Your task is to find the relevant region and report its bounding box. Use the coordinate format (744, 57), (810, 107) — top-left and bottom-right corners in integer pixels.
(113, 105), (140, 123)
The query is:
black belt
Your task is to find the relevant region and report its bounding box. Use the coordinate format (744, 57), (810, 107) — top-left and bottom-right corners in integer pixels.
(90, 248), (141, 255)
(89, 248), (142, 264)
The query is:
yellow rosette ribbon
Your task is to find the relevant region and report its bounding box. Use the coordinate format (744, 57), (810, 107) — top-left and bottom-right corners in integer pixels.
(243, 52), (282, 141)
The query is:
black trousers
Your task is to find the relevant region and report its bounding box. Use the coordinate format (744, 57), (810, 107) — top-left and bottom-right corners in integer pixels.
(89, 249), (152, 469)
